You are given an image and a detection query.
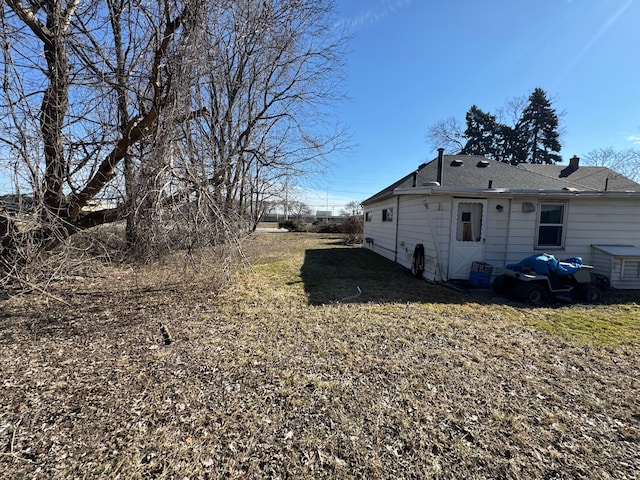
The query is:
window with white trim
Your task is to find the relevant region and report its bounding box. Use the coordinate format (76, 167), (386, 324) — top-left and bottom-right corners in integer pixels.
(536, 203), (566, 248)
(365, 211), (372, 222)
(382, 208), (393, 222)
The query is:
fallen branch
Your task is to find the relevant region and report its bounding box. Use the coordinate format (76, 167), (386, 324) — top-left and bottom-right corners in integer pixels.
(1, 270), (71, 306)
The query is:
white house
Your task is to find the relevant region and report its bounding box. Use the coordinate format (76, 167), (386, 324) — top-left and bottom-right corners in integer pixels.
(362, 149), (640, 288)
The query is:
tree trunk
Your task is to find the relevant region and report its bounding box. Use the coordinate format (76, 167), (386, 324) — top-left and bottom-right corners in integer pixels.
(41, 2), (70, 211)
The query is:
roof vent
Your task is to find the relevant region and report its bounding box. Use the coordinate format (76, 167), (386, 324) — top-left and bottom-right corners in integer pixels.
(477, 160), (490, 168)
(450, 159), (463, 167)
(422, 181), (440, 187)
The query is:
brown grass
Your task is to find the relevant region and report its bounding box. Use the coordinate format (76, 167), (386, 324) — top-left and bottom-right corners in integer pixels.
(1, 232), (639, 479)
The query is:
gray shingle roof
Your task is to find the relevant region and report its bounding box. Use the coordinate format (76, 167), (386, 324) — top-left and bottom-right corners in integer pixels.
(363, 155), (596, 204)
(518, 163), (640, 191)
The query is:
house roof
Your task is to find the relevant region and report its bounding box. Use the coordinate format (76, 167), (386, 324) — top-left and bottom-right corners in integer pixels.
(518, 163), (640, 191)
(362, 154), (597, 205)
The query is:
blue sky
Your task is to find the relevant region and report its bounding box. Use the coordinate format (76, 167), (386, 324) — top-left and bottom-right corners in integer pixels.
(302, 0), (640, 212)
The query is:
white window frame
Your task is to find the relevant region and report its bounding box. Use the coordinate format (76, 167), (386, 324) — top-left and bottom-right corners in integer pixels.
(535, 202), (567, 249)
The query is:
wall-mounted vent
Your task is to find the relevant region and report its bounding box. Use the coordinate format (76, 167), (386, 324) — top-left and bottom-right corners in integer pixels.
(450, 159), (464, 167)
(477, 160), (490, 168)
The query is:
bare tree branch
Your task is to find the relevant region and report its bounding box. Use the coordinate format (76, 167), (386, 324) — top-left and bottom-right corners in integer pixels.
(425, 117), (464, 154)
(5, 0), (52, 45)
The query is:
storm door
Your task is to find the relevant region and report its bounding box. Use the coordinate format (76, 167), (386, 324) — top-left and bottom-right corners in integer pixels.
(449, 199), (487, 279)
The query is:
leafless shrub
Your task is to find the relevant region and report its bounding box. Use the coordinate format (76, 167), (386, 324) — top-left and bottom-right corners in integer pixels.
(342, 215), (363, 245)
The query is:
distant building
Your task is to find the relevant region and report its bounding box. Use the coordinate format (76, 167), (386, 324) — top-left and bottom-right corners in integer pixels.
(0, 194), (34, 215)
(315, 210), (333, 222)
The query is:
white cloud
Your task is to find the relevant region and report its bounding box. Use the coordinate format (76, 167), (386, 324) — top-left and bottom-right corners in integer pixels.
(337, 0), (413, 32)
(627, 135), (640, 145)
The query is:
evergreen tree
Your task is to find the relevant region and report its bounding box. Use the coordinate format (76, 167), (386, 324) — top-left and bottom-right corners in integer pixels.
(494, 124), (520, 165)
(516, 88), (562, 164)
(461, 105), (500, 158)
(427, 88), (564, 164)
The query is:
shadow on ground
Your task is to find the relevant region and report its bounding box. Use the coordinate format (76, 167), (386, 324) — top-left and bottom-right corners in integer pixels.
(299, 247), (476, 306)
(299, 246), (640, 307)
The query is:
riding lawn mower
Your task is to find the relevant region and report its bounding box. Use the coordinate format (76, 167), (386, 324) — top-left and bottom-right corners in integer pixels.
(492, 253), (609, 306)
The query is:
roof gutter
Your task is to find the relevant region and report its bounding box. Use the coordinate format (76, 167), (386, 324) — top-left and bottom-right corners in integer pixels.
(392, 186), (640, 198)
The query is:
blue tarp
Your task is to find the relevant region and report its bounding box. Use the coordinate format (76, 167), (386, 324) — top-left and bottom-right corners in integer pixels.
(506, 253), (582, 276)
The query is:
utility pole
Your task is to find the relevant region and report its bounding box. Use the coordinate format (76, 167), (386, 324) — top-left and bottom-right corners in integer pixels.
(284, 175), (289, 220)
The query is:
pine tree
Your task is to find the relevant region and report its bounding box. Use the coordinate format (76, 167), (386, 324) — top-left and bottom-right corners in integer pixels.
(494, 124), (519, 165)
(461, 105), (500, 158)
(516, 88), (562, 164)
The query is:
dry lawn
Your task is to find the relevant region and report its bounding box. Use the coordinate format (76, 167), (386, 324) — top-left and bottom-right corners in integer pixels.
(1, 232), (639, 479)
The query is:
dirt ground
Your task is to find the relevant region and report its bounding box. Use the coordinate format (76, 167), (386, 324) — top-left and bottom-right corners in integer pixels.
(1, 233), (639, 479)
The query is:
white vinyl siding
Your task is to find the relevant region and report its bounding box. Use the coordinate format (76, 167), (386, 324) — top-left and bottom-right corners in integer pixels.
(363, 193), (640, 285)
(394, 195), (451, 281)
(591, 245), (640, 289)
(621, 259), (640, 280)
(565, 198), (640, 253)
(361, 200), (398, 262)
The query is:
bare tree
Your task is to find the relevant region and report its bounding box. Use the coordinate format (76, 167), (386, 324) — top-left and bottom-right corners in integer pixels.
(1, 1), (208, 246)
(583, 147), (640, 181)
(195, 0), (348, 221)
(288, 200), (313, 219)
(342, 200), (362, 216)
(495, 95), (528, 126)
(425, 117), (464, 154)
(0, 0), (347, 276)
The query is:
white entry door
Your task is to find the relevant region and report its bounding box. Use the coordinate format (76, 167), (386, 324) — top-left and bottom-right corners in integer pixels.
(448, 199), (487, 279)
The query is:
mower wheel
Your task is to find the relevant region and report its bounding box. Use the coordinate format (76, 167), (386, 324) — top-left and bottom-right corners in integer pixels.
(515, 282), (547, 306)
(492, 275), (509, 294)
(580, 284), (602, 304)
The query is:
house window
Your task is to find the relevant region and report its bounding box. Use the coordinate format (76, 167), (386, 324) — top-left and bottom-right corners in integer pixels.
(537, 203), (566, 248)
(365, 211), (372, 222)
(456, 203), (483, 242)
(382, 208), (393, 222)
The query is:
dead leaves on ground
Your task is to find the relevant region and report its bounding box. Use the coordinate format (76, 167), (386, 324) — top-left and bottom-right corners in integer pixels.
(1, 234), (639, 478)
